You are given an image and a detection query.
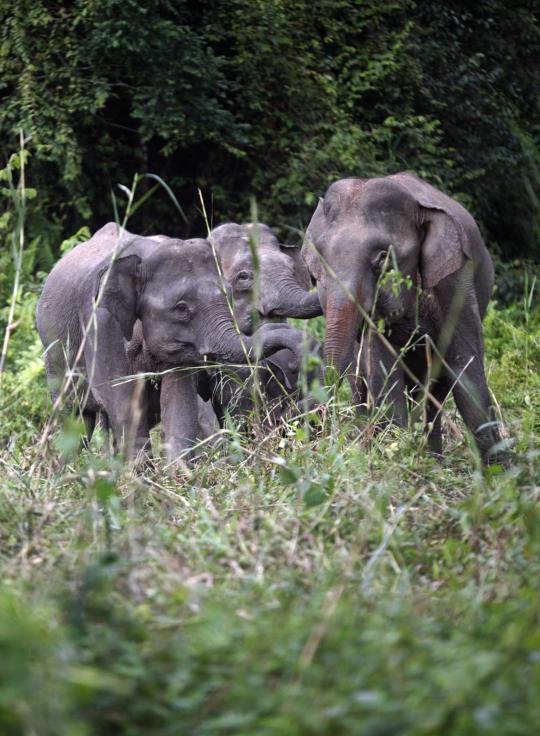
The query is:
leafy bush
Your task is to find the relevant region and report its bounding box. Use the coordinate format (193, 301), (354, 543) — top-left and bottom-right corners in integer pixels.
(1, 1), (538, 258)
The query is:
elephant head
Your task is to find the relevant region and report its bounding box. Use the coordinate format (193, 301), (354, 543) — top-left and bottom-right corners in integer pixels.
(94, 236), (306, 367)
(209, 222), (322, 334)
(301, 173), (484, 374)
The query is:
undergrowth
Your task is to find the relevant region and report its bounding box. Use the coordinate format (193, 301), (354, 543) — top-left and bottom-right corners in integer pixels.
(0, 283), (539, 734)
(1, 147), (540, 734)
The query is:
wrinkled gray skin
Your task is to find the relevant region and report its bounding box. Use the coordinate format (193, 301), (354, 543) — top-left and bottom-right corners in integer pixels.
(210, 222), (322, 334)
(302, 173), (505, 464)
(205, 222), (322, 425)
(199, 339), (322, 429)
(36, 223), (309, 462)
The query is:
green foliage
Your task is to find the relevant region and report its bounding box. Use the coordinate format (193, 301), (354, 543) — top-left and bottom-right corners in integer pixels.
(0, 284), (50, 447)
(1, 254), (539, 731)
(0, 588), (84, 736)
(1, 1), (538, 255)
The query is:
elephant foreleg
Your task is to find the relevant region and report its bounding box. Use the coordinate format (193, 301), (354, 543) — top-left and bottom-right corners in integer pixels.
(442, 320), (506, 465)
(423, 377), (451, 458)
(360, 330), (408, 427)
(160, 370), (201, 463)
(82, 410), (96, 449)
(347, 341), (368, 415)
(84, 308), (151, 460)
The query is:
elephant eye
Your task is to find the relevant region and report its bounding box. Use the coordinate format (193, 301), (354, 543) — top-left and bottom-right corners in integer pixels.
(235, 270), (253, 290)
(373, 250), (388, 272)
(174, 300), (191, 321)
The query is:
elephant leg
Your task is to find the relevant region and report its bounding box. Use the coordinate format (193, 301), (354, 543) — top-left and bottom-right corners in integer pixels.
(423, 378), (451, 458)
(211, 368), (253, 427)
(450, 361), (504, 464)
(103, 382), (151, 459)
(211, 395), (227, 429)
(347, 341), (368, 415)
(360, 331), (408, 427)
(82, 410), (96, 449)
(443, 328), (505, 465)
(206, 370), (229, 429)
(431, 276), (507, 464)
(85, 308), (151, 459)
(160, 370), (201, 463)
(199, 369), (226, 429)
(146, 382), (162, 431)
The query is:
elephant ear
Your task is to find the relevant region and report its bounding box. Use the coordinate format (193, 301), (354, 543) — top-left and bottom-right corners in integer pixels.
(264, 356), (294, 391)
(94, 253), (141, 340)
(391, 172), (474, 289)
(419, 206), (473, 289)
(279, 244), (314, 289)
(301, 198), (326, 283)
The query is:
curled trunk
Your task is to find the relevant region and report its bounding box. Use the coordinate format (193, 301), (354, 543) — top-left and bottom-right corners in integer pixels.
(269, 285), (322, 319)
(205, 309), (305, 365)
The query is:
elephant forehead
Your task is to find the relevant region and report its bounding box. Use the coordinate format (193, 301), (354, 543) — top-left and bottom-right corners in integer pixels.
(324, 177), (416, 223)
(149, 240), (215, 270)
(259, 250), (292, 271)
(143, 291), (173, 310)
(324, 178), (368, 212)
(244, 223), (279, 248)
(149, 253), (219, 280)
(361, 179), (417, 216)
(219, 240), (251, 268)
(211, 223), (247, 242)
(143, 276), (222, 309)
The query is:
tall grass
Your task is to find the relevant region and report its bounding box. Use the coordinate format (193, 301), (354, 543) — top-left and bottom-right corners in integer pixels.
(0, 153), (540, 734)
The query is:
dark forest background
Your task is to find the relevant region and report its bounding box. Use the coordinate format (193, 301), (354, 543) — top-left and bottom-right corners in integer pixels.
(1, 0), (539, 278)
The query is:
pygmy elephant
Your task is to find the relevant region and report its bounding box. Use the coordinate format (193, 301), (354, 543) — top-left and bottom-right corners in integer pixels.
(302, 173), (505, 464)
(199, 341), (322, 430)
(36, 223), (309, 462)
(209, 222), (322, 334)
(205, 222), (323, 425)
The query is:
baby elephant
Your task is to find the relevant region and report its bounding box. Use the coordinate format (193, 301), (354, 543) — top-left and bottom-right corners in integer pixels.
(200, 340), (322, 430)
(36, 224), (309, 462)
(303, 173), (506, 464)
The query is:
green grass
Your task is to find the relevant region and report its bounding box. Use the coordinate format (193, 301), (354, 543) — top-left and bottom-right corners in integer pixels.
(1, 283), (540, 734)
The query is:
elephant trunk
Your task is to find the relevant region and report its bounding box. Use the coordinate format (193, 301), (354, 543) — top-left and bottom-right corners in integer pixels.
(269, 285), (322, 319)
(323, 289), (363, 376)
(205, 310), (301, 364)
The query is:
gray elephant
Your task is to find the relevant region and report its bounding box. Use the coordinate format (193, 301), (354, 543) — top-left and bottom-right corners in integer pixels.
(204, 222), (322, 426)
(302, 173), (505, 464)
(36, 223), (308, 462)
(199, 341), (322, 429)
(209, 222), (322, 334)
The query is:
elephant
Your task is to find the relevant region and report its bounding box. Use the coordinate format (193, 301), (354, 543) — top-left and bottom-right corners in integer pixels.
(198, 340), (322, 430)
(302, 172), (506, 464)
(209, 222), (323, 334)
(36, 223), (310, 462)
(203, 222), (323, 426)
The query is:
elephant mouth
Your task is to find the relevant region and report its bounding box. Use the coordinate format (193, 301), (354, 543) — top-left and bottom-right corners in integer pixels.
(373, 302), (408, 324)
(386, 307), (406, 322)
(158, 342), (204, 365)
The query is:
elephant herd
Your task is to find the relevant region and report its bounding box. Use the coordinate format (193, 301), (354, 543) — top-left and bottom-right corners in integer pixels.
(37, 172), (507, 467)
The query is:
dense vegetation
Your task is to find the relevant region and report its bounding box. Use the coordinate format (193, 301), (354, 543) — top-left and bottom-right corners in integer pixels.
(1, 1), (540, 734)
(1, 0), (540, 268)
